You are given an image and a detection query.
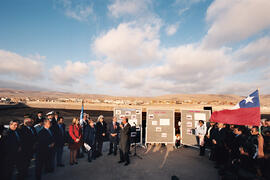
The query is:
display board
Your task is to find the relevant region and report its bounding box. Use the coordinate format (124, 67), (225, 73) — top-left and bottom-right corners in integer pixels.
(181, 109), (211, 146)
(114, 108), (142, 127)
(146, 109), (175, 144)
(114, 108), (142, 143)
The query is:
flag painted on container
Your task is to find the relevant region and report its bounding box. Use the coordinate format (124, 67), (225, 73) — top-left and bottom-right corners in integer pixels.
(210, 90), (260, 126)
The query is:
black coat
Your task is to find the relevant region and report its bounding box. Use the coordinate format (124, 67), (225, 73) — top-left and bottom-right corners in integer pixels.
(36, 128), (55, 156)
(96, 121), (107, 140)
(19, 124), (36, 155)
(119, 123), (131, 153)
(107, 122), (120, 142)
(2, 129), (21, 159)
(84, 125), (96, 147)
(55, 123), (66, 147)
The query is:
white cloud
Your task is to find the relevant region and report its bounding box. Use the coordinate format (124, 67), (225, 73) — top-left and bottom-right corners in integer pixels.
(178, 7), (189, 16)
(55, 0), (94, 21)
(91, 43), (235, 95)
(203, 0), (270, 48)
(50, 60), (90, 85)
(108, 0), (152, 18)
(0, 49), (44, 79)
(166, 23), (179, 36)
(92, 22), (162, 67)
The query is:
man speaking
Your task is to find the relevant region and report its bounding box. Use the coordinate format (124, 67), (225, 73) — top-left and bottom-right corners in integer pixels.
(118, 117), (131, 166)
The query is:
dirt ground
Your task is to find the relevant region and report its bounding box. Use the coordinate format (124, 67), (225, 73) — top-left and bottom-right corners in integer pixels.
(25, 143), (219, 180)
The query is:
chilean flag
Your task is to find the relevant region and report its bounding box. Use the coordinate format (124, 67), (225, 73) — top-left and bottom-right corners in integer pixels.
(210, 90), (261, 126)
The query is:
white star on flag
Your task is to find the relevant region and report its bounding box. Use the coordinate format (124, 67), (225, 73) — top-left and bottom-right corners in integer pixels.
(244, 96), (254, 104)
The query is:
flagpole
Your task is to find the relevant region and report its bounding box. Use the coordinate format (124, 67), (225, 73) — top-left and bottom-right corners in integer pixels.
(257, 88), (262, 134)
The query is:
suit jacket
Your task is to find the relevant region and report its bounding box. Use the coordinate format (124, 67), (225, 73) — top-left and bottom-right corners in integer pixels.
(119, 123), (131, 153)
(55, 123), (66, 147)
(107, 122), (120, 142)
(96, 121), (107, 140)
(19, 124), (36, 155)
(84, 124), (96, 146)
(36, 128), (55, 156)
(2, 129), (21, 159)
(49, 118), (60, 139)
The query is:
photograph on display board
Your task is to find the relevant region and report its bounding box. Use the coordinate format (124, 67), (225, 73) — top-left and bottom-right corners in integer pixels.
(186, 128), (193, 135)
(160, 118), (170, 126)
(161, 133), (167, 138)
(125, 111), (131, 116)
(136, 110), (141, 114)
(149, 114), (154, 119)
(186, 114), (193, 120)
(115, 110), (121, 115)
(152, 121), (158, 125)
(194, 113), (206, 121)
(186, 121), (192, 128)
(131, 114), (137, 119)
(156, 127), (162, 132)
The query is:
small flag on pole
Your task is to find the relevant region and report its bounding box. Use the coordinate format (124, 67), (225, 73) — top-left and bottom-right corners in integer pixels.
(210, 90), (261, 126)
(79, 100), (84, 125)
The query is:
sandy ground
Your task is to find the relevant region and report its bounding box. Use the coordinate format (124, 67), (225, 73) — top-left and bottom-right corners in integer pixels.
(24, 142), (219, 180)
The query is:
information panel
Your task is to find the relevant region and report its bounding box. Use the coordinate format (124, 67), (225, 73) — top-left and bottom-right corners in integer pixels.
(181, 109), (211, 146)
(146, 109), (175, 144)
(114, 108), (142, 143)
(114, 108), (142, 127)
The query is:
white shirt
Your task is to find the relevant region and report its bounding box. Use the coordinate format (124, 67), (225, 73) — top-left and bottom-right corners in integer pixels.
(195, 125), (207, 136)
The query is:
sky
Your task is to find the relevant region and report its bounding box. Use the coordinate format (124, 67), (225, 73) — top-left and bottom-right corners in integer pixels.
(0, 0), (270, 96)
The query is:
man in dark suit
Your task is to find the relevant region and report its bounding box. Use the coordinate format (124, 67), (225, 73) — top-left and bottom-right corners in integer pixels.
(47, 111), (60, 170)
(118, 117), (131, 166)
(34, 111), (44, 125)
(3, 120), (23, 180)
(107, 116), (120, 156)
(55, 117), (66, 167)
(95, 115), (107, 157)
(84, 119), (96, 162)
(19, 116), (37, 178)
(35, 119), (55, 180)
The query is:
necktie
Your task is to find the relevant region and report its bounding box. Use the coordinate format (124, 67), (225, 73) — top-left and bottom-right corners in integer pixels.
(59, 124), (64, 135)
(28, 126), (34, 135)
(15, 131), (20, 142)
(47, 129), (53, 137)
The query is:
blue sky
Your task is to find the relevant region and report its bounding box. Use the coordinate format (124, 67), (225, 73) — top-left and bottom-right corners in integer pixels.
(0, 0), (270, 96)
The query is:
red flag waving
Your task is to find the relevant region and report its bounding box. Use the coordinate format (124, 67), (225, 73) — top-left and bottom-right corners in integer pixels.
(210, 90), (260, 126)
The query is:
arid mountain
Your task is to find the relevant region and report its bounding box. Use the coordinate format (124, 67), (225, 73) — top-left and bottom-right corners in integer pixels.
(0, 88), (269, 105)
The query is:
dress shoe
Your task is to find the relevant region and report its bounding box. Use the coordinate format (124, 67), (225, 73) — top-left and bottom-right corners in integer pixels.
(108, 152), (112, 155)
(118, 160), (124, 163)
(57, 164), (65, 167)
(74, 161), (78, 164)
(124, 162), (129, 166)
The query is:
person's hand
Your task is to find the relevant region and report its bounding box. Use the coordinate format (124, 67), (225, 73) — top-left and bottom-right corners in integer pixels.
(119, 124), (123, 128)
(49, 143), (55, 148)
(75, 138), (80, 142)
(239, 147), (245, 154)
(212, 139), (217, 144)
(102, 133), (105, 136)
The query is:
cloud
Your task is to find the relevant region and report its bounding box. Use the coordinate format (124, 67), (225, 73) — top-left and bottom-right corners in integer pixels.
(0, 49), (44, 80)
(50, 60), (90, 85)
(235, 36), (270, 67)
(55, 0), (94, 21)
(91, 43), (235, 95)
(203, 0), (270, 48)
(178, 7), (189, 16)
(166, 23), (180, 36)
(108, 0), (152, 18)
(92, 22), (162, 67)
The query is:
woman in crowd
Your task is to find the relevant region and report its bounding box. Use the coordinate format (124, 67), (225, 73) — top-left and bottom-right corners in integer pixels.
(68, 117), (82, 165)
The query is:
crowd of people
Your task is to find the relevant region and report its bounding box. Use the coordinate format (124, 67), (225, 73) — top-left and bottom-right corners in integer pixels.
(0, 111), (131, 180)
(194, 119), (270, 180)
